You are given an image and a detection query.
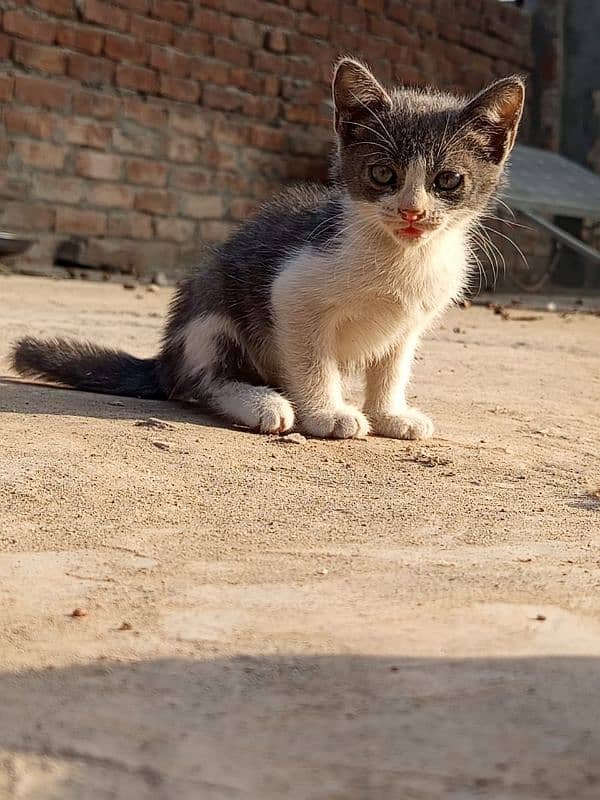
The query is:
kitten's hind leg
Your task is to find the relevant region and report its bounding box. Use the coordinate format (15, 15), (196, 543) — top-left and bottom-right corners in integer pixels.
(179, 313), (294, 434)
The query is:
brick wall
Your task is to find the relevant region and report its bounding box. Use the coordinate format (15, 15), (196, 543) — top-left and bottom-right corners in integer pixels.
(0, 0), (533, 278)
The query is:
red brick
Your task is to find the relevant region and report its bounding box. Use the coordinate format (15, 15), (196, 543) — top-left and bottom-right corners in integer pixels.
(76, 150), (123, 180)
(56, 206), (107, 235)
(134, 188), (177, 215)
(0, 74), (15, 101)
(249, 125), (286, 152)
(180, 193), (224, 219)
(89, 182), (135, 208)
(126, 157), (168, 185)
(0, 33), (11, 59)
(2, 10), (56, 44)
(189, 57), (229, 84)
(149, 45), (190, 77)
(243, 93), (280, 121)
(160, 74), (200, 102)
(15, 74), (70, 109)
(230, 17), (263, 48)
(172, 28), (211, 55)
(82, 0), (129, 31)
(260, 4), (295, 26)
(113, 126), (162, 156)
(130, 14), (173, 44)
(57, 24), (104, 54)
(222, 0), (260, 16)
(229, 197), (257, 220)
(30, 0), (74, 17)
(151, 0), (188, 25)
(191, 9), (231, 37)
(0, 201), (55, 232)
(73, 88), (119, 118)
(4, 108), (56, 138)
(13, 40), (66, 74)
(387, 0), (410, 24)
(68, 53), (114, 85)
(113, 0), (149, 12)
(154, 217), (195, 242)
(34, 174), (85, 204)
(169, 109), (210, 139)
(116, 64), (159, 94)
(62, 119), (112, 149)
(212, 115), (248, 145)
(229, 67), (262, 94)
(358, 0), (383, 10)
(104, 33), (147, 64)
(298, 13), (329, 38)
(199, 220), (232, 242)
(14, 140), (67, 170)
(214, 38), (250, 68)
(263, 29), (287, 54)
(167, 136), (202, 163)
(340, 4), (366, 27)
(254, 50), (284, 74)
(201, 143), (237, 170)
(307, 0), (339, 16)
(169, 166), (212, 191)
(264, 74), (279, 96)
(202, 85), (243, 111)
(109, 211), (153, 239)
(121, 97), (168, 129)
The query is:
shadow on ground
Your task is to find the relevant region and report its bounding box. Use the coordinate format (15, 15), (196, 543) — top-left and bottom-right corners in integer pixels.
(0, 377), (229, 430)
(1, 654), (599, 799)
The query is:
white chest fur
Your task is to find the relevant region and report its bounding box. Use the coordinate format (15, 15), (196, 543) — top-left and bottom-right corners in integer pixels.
(272, 224), (469, 366)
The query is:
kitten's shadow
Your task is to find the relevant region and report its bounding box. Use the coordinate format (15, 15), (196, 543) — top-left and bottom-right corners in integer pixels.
(0, 376), (230, 431)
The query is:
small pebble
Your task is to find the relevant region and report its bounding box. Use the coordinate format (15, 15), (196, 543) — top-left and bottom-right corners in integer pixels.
(535, 614), (546, 621)
(71, 608), (88, 618)
(278, 432), (306, 445)
(152, 271), (169, 287)
(123, 281), (137, 290)
(119, 622), (133, 631)
(136, 418), (174, 430)
(153, 441), (170, 451)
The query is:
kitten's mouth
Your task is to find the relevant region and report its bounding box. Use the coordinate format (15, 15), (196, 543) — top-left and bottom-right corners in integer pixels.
(394, 225), (425, 239)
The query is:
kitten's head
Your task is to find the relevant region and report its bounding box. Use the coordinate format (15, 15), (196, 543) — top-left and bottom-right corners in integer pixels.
(331, 58), (524, 245)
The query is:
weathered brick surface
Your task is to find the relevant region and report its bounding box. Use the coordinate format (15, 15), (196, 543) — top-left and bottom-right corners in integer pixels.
(0, 0), (534, 275)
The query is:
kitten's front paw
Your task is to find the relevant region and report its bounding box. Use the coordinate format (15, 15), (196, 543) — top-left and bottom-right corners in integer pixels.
(258, 393), (295, 434)
(301, 406), (370, 439)
(368, 408), (434, 440)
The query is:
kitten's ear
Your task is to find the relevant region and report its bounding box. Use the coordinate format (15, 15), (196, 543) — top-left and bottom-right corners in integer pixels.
(332, 58), (391, 132)
(462, 76), (525, 164)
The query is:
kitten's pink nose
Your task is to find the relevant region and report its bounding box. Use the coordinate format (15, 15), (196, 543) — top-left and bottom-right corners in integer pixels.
(399, 208), (426, 222)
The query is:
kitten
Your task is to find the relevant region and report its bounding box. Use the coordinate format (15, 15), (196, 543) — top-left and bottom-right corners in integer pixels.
(12, 59), (524, 440)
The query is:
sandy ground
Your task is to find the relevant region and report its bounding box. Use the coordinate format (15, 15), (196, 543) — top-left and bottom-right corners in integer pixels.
(1, 274), (599, 799)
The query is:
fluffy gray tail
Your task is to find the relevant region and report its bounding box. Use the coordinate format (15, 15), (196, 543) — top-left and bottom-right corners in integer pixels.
(11, 337), (165, 400)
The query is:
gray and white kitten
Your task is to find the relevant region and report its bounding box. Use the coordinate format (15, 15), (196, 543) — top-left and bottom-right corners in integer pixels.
(12, 59), (524, 440)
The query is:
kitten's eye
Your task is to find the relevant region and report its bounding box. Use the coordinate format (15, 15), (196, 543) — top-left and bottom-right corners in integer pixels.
(369, 164), (396, 186)
(434, 171), (463, 191)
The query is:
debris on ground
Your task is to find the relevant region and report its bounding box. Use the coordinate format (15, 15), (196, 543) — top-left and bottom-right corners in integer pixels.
(152, 441), (171, 451)
(488, 302), (511, 320)
(135, 418), (175, 430)
(535, 614), (547, 621)
(152, 271), (169, 287)
(409, 449), (453, 468)
(123, 281), (137, 290)
(277, 433), (307, 445)
(119, 622), (133, 631)
(71, 608), (88, 618)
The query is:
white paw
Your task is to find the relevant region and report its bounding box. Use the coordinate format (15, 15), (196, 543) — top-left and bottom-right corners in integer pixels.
(257, 393), (295, 434)
(300, 406), (370, 439)
(368, 408), (434, 440)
